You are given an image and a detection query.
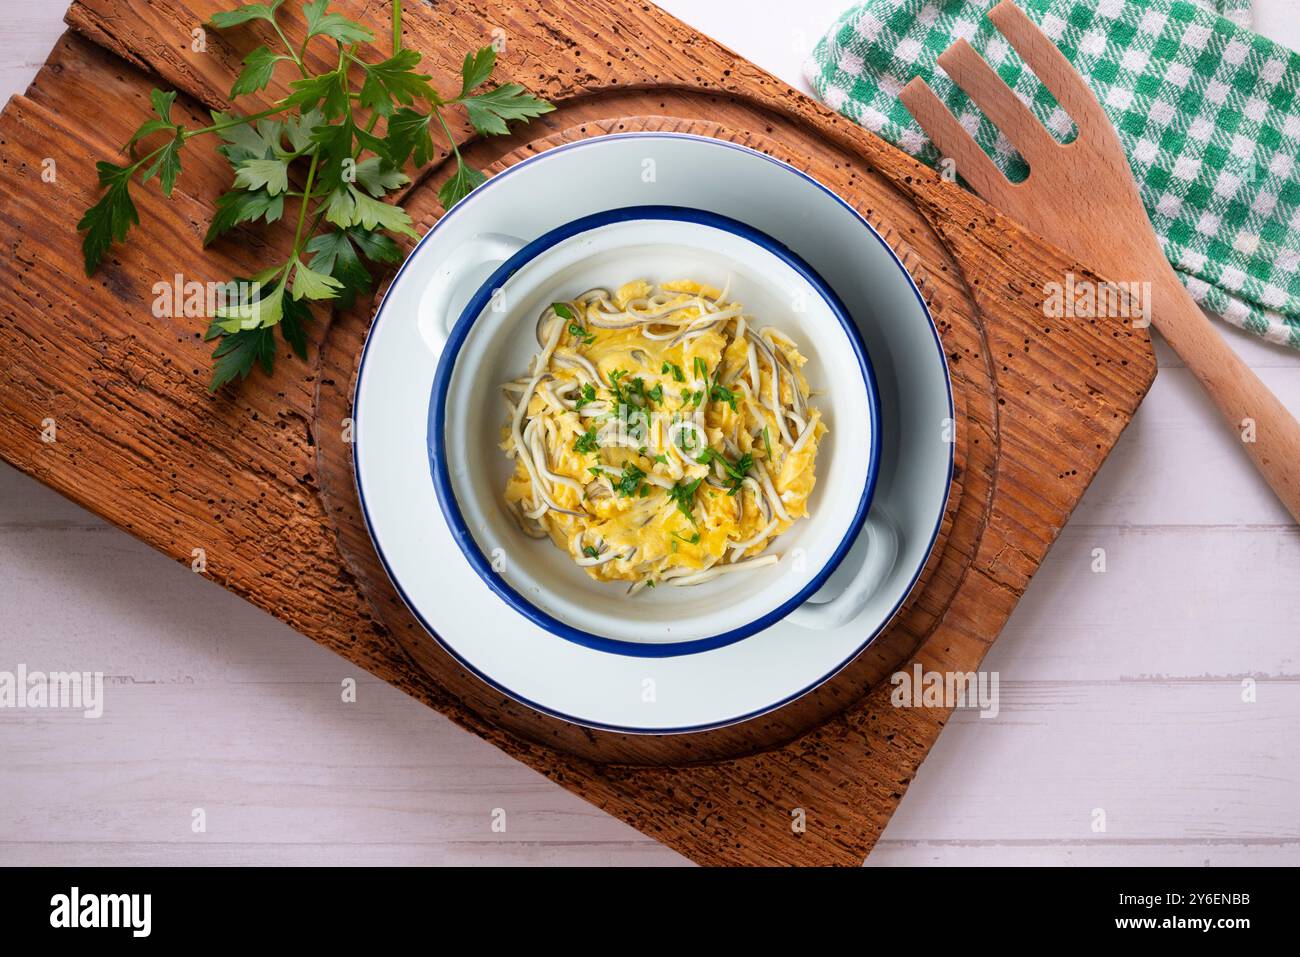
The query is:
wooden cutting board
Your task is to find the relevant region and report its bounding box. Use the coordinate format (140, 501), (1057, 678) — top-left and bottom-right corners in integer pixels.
(0, 0), (1155, 864)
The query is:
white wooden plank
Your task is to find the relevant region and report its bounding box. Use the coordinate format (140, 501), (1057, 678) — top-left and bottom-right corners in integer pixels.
(0, 684), (680, 849)
(878, 681), (1300, 844)
(0, 841), (686, 866)
(995, 524), (1300, 680)
(867, 841), (1300, 867)
(0, 1), (66, 100)
(1072, 367), (1300, 527)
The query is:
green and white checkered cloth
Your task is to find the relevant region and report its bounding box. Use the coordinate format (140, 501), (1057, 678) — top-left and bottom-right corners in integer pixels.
(805, 0), (1300, 348)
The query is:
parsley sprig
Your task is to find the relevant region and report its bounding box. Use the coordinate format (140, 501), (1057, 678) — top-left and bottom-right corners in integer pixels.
(77, 0), (553, 392)
(697, 447), (754, 495)
(667, 477), (703, 523)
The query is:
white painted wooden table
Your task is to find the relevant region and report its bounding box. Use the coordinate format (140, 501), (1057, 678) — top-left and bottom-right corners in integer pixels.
(2, 0), (1298, 867)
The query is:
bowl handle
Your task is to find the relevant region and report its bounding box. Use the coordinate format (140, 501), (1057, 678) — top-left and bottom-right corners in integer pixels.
(417, 232), (526, 357)
(786, 506), (900, 630)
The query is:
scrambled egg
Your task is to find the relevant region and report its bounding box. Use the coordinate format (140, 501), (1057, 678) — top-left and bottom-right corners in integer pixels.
(502, 279), (825, 588)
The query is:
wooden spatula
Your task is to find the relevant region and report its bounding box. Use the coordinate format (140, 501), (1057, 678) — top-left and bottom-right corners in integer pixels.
(901, 0), (1300, 523)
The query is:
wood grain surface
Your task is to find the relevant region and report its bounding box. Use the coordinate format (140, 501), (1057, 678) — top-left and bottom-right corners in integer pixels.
(0, 0), (1155, 864)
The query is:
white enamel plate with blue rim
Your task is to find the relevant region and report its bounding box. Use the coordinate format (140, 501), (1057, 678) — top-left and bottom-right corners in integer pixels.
(353, 133), (953, 733)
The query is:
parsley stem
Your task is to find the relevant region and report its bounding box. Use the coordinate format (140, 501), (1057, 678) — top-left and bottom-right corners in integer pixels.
(393, 0), (403, 54)
(431, 106), (464, 164)
(271, 21), (310, 78)
(127, 139), (174, 171)
(185, 104), (298, 140)
(290, 152), (321, 262)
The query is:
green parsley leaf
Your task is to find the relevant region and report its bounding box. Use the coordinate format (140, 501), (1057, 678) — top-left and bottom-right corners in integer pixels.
(322, 185), (356, 228)
(552, 302), (574, 320)
(284, 69), (350, 119)
(126, 90), (180, 157)
(574, 428), (599, 455)
(582, 545), (600, 559)
(209, 1), (285, 29)
(349, 188), (419, 237)
(291, 257), (344, 301)
(461, 83), (555, 136)
(358, 48), (435, 117)
(345, 225), (402, 263)
(139, 131), (185, 197)
(302, 0), (374, 44)
(279, 293), (313, 359)
(204, 188), (285, 245)
(149, 88), (177, 123)
(574, 383), (597, 410)
(233, 157), (290, 196)
(207, 325), (276, 392)
(437, 161), (488, 209)
(231, 45), (284, 97)
(213, 277), (285, 332)
(354, 156), (410, 198)
(305, 228), (372, 309)
(384, 107), (435, 168)
(281, 109), (323, 154)
(212, 114), (284, 165)
(77, 162), (139, 276)
(459, 46), (496, 97)
(304, 226), (401, 309)
(763, 425), (773, 460)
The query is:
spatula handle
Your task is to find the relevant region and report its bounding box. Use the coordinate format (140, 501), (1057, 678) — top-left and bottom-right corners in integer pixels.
(1154, 271), (1300, 523)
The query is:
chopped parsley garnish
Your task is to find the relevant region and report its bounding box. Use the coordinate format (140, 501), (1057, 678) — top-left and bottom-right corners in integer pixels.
(551, 302), (575, 320)
(667, 477), (703, 523)
(696, 447), (753, 495)
(567, 321), (595, 345)
(662, 361), (685, 382)
(653, 453), (668, 465)
(763, 425), (773, 460)
(582, 545), (600, 558)
(574, 428), (599, 455)
(614, 463), (646, 498)
(646, 383), (664, 405)
(710, 382), (738, 411)
(574, 382), (597, 409)
(673, 530), (701, 545)
(618, 402), (650, 437)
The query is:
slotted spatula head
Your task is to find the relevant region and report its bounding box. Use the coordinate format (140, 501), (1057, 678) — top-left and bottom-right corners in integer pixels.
(899, 0), (1163, 282)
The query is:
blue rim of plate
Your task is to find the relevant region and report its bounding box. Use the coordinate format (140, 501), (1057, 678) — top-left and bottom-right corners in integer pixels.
(427, 204), (881, 658)
(352, 131), (954, 733)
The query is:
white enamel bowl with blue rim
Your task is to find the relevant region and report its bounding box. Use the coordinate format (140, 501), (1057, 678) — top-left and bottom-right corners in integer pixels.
(353, 132), (953, 733)
(429, 206), (879, 653)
